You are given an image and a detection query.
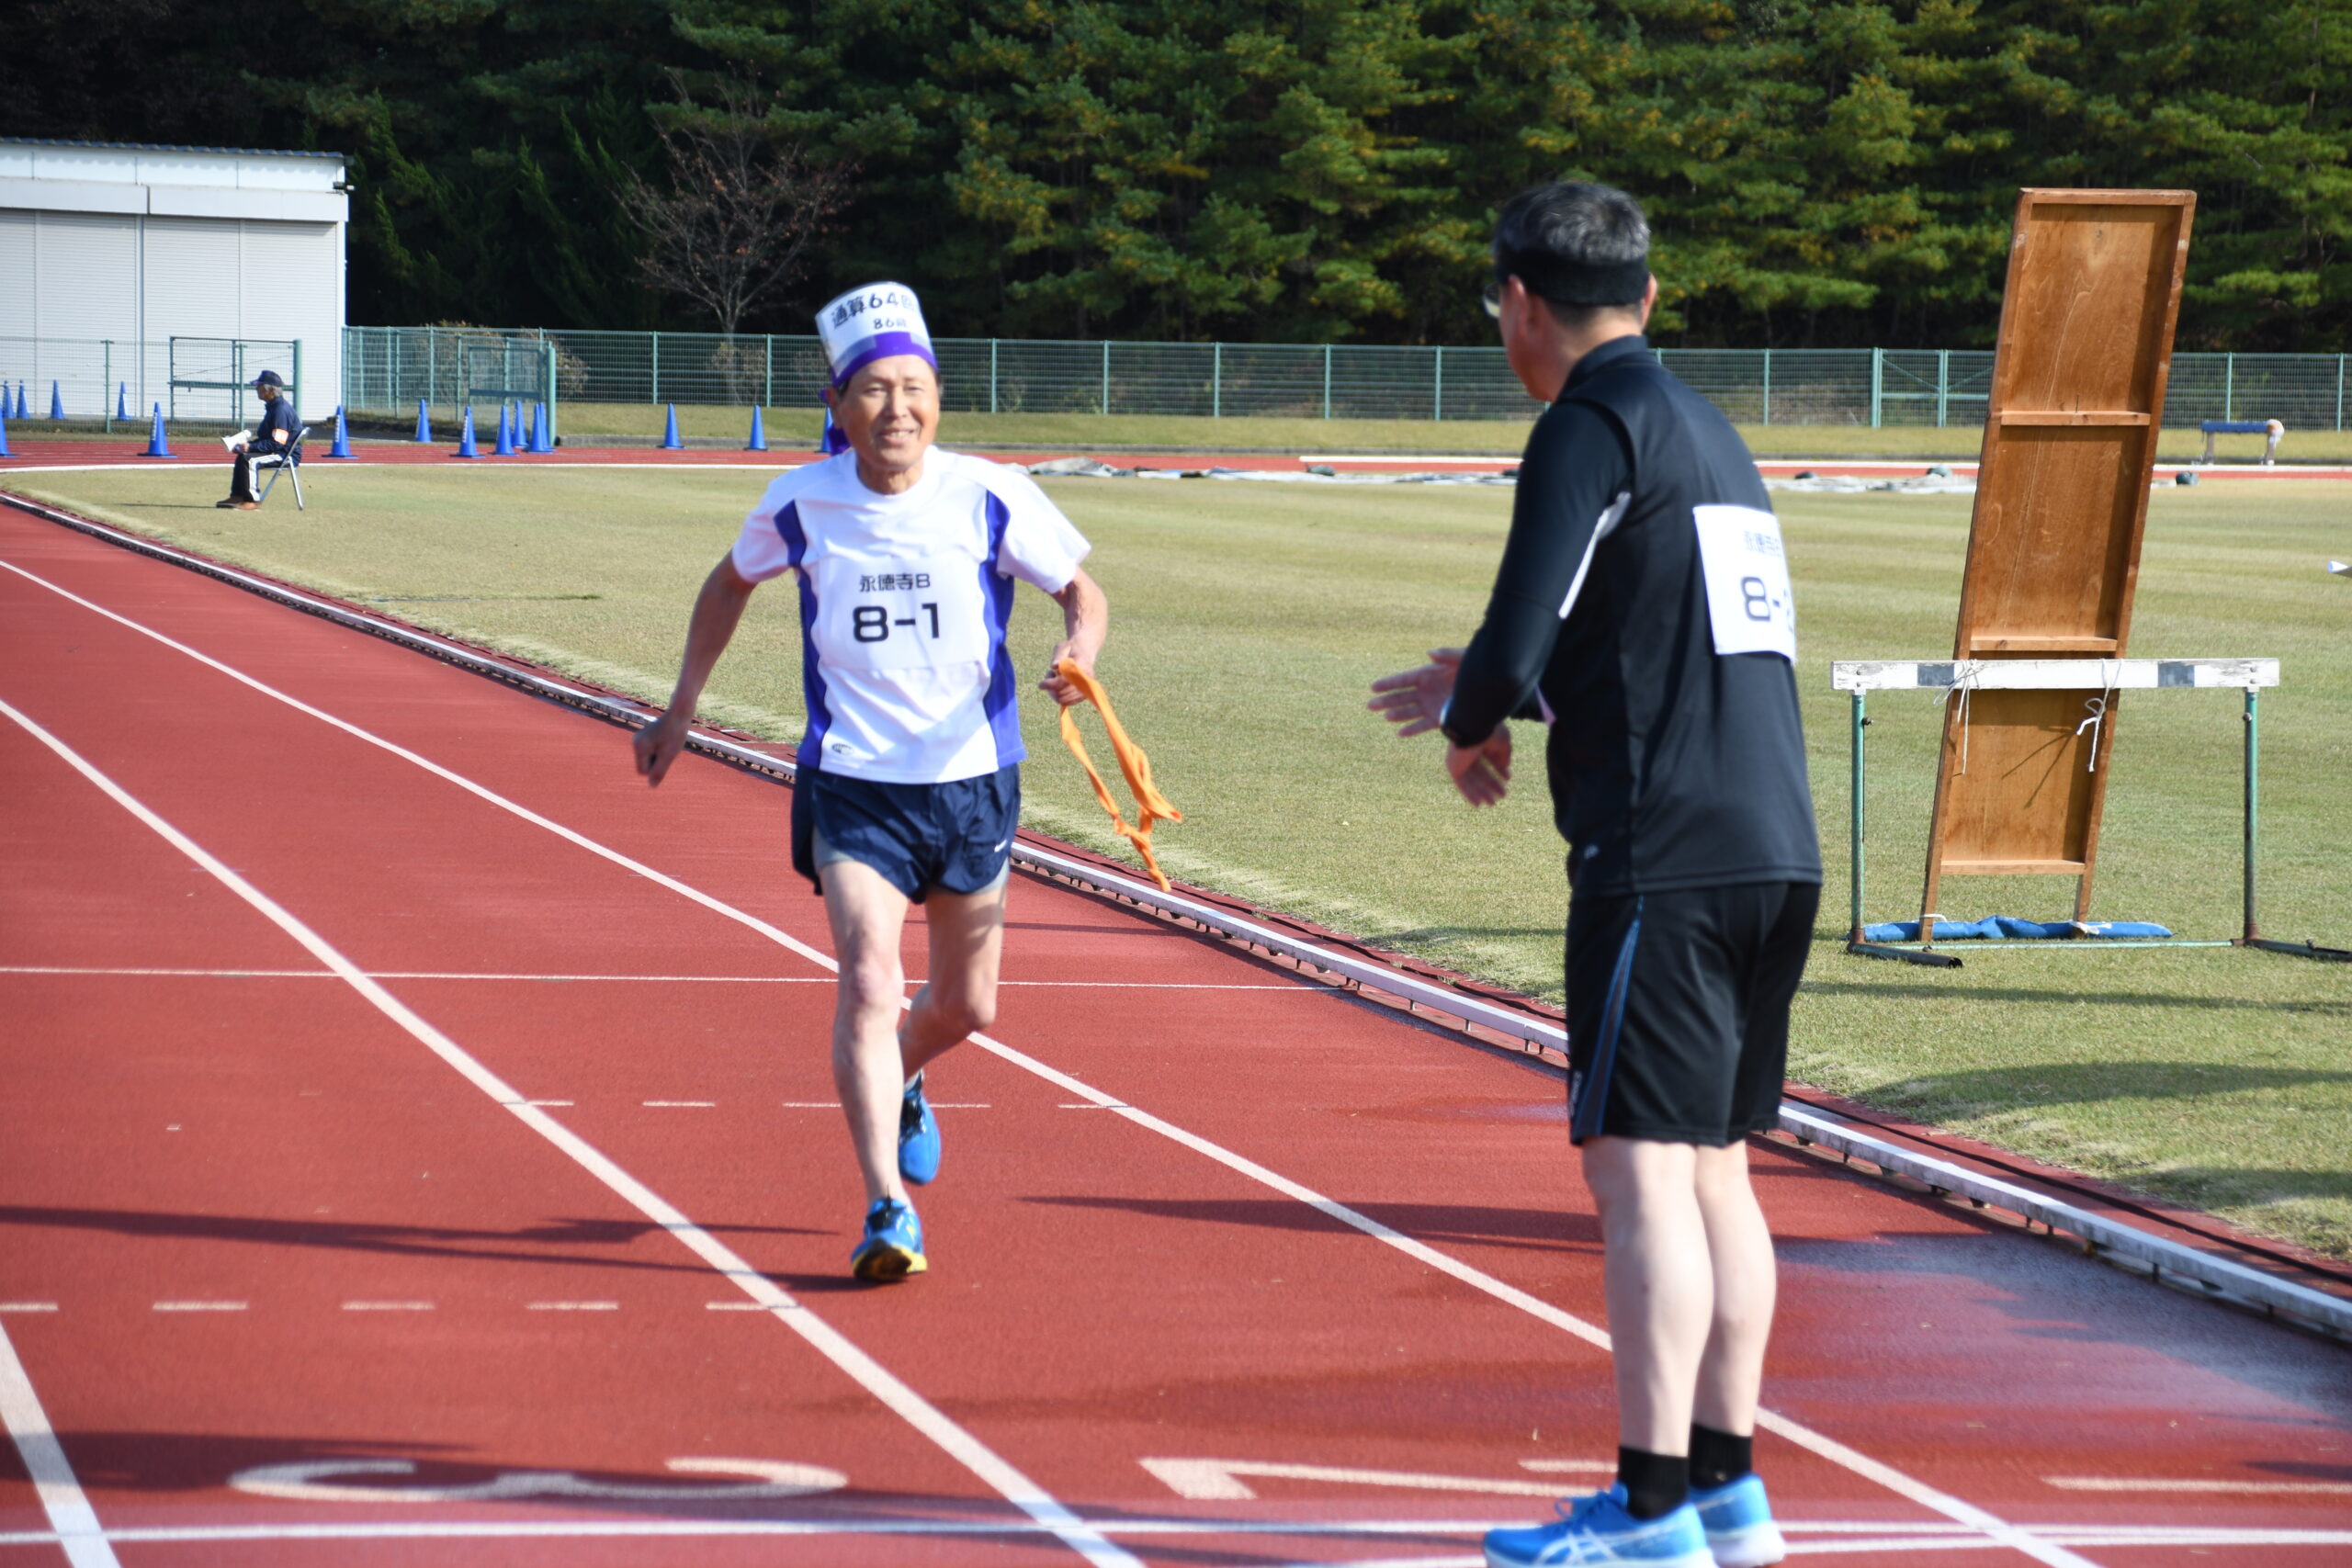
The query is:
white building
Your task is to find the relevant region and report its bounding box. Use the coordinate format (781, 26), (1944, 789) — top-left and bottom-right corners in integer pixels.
(0, 138), (347, 423)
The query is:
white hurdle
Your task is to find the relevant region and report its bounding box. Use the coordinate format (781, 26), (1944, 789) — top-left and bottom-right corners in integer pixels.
(1826, 657), (2348, 967)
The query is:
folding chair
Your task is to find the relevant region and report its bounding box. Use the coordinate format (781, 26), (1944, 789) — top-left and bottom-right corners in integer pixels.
(250, 423), (311, 510)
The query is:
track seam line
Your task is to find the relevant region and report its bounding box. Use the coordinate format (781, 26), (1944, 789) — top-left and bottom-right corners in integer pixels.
(0, 693), (1138, 1568)
(1, 554), (2098, 1568)
(0, 1317), (119, 1568)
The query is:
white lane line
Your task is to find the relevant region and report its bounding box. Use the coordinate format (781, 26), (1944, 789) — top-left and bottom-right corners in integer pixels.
(641, 1100), (716, 1109)
(0, 1304), (59, 1314)
(1142, 1456), (1566, 1500)
(0, 558), (2089, 1568)
(0, 1519), (2341, 1551)
(0, 1315), (121, 1567)
(526, 1302), (619, 1312)
(151, 1302), (246, 1313)
(0, 694), (1139, 1568)
(525, 1100), (573, 1108)
(341, 1302), (433, 1312)
(0, 965), (1300, 990)
(2047, 1476), (2352, 1495)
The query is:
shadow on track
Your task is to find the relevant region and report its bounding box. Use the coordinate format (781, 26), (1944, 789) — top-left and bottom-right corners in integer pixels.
(0, 1204), (823, 1274)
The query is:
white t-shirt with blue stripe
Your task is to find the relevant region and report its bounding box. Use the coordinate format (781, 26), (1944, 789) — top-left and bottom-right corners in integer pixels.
(730, 449), (1091, 784)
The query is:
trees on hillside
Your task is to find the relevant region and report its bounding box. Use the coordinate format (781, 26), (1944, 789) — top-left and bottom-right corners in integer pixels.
(3, 1), (2343, 348)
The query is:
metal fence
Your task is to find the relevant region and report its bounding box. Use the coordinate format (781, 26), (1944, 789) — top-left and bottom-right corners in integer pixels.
(11, 330), (2347, 431)
(342, 327), (2352, 430)
(0, 336), (311, 428)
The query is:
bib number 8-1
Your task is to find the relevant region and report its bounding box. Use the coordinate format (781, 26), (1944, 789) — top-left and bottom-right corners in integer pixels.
(854, 603), (942, 643)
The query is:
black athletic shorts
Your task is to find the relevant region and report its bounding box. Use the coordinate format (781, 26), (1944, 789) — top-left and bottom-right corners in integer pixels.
(1564, 880), (1818, 1146)
(790, 763), (1019, 904)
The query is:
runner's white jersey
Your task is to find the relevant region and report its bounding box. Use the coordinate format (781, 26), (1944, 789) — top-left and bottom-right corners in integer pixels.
(730, 449), (1090, 784)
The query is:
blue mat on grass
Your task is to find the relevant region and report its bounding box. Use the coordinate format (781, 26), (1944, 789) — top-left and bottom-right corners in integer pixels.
(1860, 916), (2176, 942)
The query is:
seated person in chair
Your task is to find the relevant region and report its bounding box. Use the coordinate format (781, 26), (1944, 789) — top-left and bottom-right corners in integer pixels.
(220, 369), (298, 509)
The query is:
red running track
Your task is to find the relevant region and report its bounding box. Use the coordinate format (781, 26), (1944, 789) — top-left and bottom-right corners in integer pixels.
(2, 502), (2350, 1567)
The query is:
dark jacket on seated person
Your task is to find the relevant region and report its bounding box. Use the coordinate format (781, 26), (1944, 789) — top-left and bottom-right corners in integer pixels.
(248, 394), (298, 456)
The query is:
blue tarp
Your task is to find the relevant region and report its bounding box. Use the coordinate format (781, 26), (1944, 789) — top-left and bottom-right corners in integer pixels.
(1860, 916), (2176, 942)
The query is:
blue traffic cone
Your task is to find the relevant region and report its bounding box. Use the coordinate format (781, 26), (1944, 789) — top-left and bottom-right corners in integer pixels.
(116, 382), (129, 421)
(328, 404), (357, 458)
(413, 399), (432, 443)
(49, 381), (64, 421)
(0, 405), (12, 457)
(746, 405), (768, 451)
(11, 383), (24, 420)
(662, 402), (684, 449)
(528, 401), (553, 453)
(453, 405), (481, 457)
(142, 403), (177, 458)
(492, 401), (518, 457)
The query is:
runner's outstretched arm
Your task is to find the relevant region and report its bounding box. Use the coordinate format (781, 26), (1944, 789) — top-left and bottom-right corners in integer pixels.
(634, 552), (760, 785)
(1038, 567), (1108, 708)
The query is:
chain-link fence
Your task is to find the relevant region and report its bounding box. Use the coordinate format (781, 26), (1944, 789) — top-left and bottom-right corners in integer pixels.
(15, 329), (2346, 432)
(342, 327), (2352, 430)
(0, 336), (314, 428)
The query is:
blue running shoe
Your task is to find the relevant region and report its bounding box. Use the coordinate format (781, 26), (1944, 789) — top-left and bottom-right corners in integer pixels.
(1690, 1474), (1784, 1568)
(899, 1071), (941, 1186)
(1484, 1485), (1712, 1568)
(850, 1198), (926, 1281)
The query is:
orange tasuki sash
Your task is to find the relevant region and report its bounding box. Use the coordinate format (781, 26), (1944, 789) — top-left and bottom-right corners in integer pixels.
(1053, 658), (1182, 892)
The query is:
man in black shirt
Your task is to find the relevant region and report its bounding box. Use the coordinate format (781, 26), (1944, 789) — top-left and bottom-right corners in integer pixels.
(220, 369), (297, 510)
(1372, 182), (1818, 1568)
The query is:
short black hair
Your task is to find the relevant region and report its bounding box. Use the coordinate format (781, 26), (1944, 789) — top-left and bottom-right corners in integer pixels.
(1493, 181), (1651, 322)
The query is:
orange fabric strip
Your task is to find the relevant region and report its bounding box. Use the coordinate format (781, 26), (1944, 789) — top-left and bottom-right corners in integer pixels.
(1054, 658), (1182, 891)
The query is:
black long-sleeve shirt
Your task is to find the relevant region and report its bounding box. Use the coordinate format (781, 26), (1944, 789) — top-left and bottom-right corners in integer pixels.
(1442, 335), (1820, 895)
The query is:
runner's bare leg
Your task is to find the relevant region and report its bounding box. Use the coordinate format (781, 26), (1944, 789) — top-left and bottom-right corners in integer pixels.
(1582, 1137), (1713, 1453)
(1691, 1140), (1775, 1438)
(822, 861), (915, 1205)
(900, 874), (1008, 1079)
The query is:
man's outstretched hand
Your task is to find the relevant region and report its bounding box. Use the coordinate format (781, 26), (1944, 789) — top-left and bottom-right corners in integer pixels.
(633, 710), (691, 787)
(1367, 648), (1464, 738)
(1445, 727), (1511, 807)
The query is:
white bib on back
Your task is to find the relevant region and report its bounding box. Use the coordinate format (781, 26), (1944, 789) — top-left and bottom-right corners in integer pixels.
(1691, 503), (1797, 661)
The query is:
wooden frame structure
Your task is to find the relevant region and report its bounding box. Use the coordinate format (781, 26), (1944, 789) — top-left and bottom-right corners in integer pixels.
(1918, 190), (2196, 940)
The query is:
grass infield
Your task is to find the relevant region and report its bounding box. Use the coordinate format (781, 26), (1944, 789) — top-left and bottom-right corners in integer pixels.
(375, 402), (2352, 463)
(9, 458), (2349, 1258)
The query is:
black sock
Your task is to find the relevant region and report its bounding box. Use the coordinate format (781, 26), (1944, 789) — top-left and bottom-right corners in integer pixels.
(1615, 1446), (1689, 1519)
(1689, 1424), (1753, 1492)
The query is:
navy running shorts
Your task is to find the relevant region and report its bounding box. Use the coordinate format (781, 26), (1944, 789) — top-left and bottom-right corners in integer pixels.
(791, 763), (1020, 903)
(1563, 881), (1819, 1146)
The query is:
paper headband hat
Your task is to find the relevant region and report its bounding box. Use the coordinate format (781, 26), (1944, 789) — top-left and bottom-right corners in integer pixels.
(817, 283), (936, 388)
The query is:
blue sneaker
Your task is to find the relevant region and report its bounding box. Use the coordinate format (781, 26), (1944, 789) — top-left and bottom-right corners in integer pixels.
(899, 1072), (941, 1185)
(1485, 1486), (1713, 1568)
(850, 1198), (926, 1281)
(1690, 1474), (1784, 1568)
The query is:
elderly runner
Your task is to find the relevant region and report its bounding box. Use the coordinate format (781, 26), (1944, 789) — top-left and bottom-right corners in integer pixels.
(635, 283), (1108, 1282)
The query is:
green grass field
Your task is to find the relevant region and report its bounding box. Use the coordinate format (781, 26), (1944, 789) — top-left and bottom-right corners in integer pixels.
(533, 403), (2352, 463)
(10, 460), (2350, 1257)
(29, 402), (2352, 462)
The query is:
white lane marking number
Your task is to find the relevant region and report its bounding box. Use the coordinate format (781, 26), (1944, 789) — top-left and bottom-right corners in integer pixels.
(1141, 1456), (1607, 1501)
(231, 1456), (847, 1504)
(1692, 503), (1796, 661)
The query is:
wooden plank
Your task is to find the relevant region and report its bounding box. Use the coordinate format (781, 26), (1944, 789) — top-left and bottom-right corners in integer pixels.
(1939, 860), (2092, 876)
(1995, 411), (2152, 426)
(1922, 189), (2193, 932)
(1973, 636), (2121, 654)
